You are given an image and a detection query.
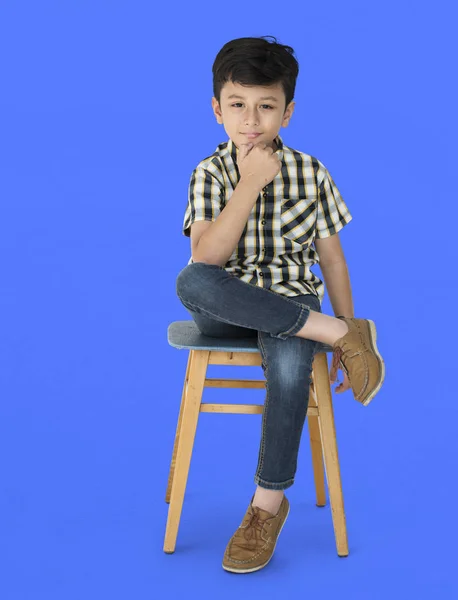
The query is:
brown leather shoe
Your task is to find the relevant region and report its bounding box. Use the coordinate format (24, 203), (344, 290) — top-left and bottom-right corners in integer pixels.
(222, 495), (290, 574)
(330, 318), (385, 406)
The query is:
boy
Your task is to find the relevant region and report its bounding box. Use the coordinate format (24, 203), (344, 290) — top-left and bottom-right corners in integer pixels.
(175, 35), (385, 574)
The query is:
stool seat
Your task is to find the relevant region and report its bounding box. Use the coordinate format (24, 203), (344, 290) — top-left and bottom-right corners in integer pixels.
(168, 320), (334, 354)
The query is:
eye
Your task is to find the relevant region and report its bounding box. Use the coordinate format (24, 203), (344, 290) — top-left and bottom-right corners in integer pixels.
(231, 103), (274, 110)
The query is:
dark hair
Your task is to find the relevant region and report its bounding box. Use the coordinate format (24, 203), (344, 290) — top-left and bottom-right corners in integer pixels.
(212, 36), (299, 113)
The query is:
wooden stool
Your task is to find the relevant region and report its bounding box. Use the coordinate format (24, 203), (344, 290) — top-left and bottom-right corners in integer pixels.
(164, 320), (349, 557)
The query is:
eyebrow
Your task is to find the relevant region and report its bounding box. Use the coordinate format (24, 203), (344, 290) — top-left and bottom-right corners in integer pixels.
(227, 94), (279, 102)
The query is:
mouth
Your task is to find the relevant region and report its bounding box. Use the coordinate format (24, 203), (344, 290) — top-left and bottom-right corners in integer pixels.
(242, 132), (261, 139)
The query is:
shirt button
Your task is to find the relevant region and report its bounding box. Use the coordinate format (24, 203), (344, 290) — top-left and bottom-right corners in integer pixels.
(261, 220), (266, 225)
(259, 272), (263, 277)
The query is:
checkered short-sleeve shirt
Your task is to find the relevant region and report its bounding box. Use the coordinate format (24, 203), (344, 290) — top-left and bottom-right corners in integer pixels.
(182, 134), (352, 302)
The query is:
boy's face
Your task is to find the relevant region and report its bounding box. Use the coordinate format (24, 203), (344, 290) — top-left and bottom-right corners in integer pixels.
(212, 80), (295, 151)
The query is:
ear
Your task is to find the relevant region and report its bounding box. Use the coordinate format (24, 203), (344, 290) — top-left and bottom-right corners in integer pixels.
(283, 101), (295, 126)
(212, 97), (223, 124)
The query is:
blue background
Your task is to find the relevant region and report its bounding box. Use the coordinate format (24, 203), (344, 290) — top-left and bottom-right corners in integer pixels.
(1, 1), (457, 598)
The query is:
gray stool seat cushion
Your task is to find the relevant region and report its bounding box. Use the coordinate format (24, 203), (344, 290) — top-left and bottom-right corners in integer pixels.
(168, 320), (333, 354)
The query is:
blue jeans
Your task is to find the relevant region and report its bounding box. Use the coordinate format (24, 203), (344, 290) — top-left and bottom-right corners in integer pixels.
(175, 262), (322, 491)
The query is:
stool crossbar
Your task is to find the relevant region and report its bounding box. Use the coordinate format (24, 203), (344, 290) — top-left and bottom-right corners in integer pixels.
(164, 320), (349, 557)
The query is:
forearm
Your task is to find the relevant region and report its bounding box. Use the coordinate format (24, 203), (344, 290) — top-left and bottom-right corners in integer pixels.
(320, 261), (354, 318)
(193, 178), (262, 266)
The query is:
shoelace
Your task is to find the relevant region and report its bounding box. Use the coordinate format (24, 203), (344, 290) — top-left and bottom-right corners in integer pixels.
(330, 344), (370, 383)
(243, 511), (269, 541)
(330, 346), (343, 383)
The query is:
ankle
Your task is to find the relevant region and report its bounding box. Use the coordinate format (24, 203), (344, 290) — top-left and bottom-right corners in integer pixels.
(326, 316), (350, 346)
(296, 311), (350, 346)
(335, 319), (349, 340)
(252, 487), (284, 515)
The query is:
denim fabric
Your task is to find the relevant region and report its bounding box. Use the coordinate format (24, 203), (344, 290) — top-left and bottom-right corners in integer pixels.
(176, 262), (323, 491)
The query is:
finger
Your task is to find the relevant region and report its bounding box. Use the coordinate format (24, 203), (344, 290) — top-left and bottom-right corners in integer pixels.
(238, 143), (253, 159)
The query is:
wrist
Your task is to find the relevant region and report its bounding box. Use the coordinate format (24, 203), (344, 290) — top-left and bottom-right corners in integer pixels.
(239, 175), (263, 193)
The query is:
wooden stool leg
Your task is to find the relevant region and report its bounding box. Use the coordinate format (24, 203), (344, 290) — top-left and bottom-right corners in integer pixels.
(163, 350), (209, 554)
(307, 380), (326, 507)
(165, 351), (192, 504)
(312, 353), (349, 557)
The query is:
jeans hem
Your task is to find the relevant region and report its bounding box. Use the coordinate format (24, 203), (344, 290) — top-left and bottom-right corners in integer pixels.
(254, 475), (295, 491)
(276, 305), (311, 340)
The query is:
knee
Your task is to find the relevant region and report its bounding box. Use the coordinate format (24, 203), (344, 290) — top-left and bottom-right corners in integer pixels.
(176, 262), (214, 301)
(265, 349), (316, 394)
(277, 367), (313, 394)
(176, 263), (196, 301)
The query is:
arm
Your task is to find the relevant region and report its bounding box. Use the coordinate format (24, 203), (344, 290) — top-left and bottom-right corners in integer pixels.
(192, 177), (262, 266)
(314, 233), (354, 318)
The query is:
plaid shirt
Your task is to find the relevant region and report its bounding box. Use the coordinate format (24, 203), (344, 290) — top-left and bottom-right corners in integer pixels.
(182, 134), (352, 302)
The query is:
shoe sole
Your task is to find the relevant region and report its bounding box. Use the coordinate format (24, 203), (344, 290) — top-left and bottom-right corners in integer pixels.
(359, 319), (385, 406)
(222, 503), (290, 574)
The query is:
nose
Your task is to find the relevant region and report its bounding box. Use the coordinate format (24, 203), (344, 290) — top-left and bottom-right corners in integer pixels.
(244, 109), (259, 125)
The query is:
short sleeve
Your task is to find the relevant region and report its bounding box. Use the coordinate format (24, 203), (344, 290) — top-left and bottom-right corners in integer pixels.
(315, 160), (353, 239)
(182, 167), (225, 238)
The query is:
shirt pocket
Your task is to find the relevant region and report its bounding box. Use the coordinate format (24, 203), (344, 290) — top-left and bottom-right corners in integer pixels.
(280, 196), (317, 247)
